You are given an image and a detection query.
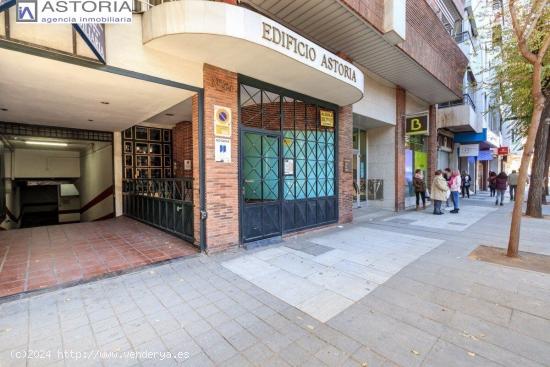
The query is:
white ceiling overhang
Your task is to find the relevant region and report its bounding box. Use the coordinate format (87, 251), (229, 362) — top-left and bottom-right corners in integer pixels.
(241, 0), (461, 105)
(142, 0), (365, 106)
(0, 48), (196, 131)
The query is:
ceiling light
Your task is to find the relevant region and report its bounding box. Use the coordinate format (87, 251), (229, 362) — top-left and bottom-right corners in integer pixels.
(25, 141), (68, 147)
(0, 108), (7, 111)
(88, 119), (94, 122)
(100, 101), (110, 105)
(165, 113), (175, 117)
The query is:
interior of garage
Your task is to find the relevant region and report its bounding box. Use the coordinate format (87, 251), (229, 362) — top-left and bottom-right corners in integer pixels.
(0, 131), (114, 229)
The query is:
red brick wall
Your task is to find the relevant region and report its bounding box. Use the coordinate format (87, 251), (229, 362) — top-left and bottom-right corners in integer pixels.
(338, 105), (353, 223)
(341, 0), (467, 97)
(173, 121), (193, 178)
(340, 0), (385, 33)
(399, 0), (467, 96)
(395, 87), (406, 211)
(203, 64), (239, 252)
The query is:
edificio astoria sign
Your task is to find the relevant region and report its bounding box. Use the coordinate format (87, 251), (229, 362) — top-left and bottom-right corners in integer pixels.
(261, 22), (358, 87)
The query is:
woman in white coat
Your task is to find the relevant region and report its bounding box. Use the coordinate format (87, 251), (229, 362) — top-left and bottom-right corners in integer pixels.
(431, 170), (449, 215)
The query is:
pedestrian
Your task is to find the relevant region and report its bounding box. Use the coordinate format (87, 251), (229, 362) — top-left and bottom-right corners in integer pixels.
(495, 171), (508, 206)
(413, 169), (426, 210)
(431, 170), (449, 215)
(488, 171), (497, 197)
(461, 171), (472, 198)
(449, 170), (462, 213)
(508, 170), (518, 201)
(443, 168), (452, 209)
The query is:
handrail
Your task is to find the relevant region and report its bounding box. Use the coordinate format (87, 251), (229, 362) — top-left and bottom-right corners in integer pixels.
(438, 94), (476, 112)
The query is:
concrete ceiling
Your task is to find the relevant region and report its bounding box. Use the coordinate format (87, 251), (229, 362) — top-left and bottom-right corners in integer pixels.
(0, 48), (196, 132)
(241, 0), (460, 104)
(144, 97), (193, 125)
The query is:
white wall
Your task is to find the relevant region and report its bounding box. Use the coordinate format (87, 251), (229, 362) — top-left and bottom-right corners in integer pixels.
(366, 126), (396, 210)
(106, 14), (203, 87)
(1, 151), (21, 229)
(79, 143), (114, 221)
(353, 72), (396, 125)
(13, 149), (80, 178)
(406, 93), (430, 115)
(113, 132), (123, 217)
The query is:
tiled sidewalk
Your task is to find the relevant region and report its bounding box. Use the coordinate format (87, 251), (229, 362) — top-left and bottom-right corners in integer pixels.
(0, 217), (197, 299)
(0, 199), (549, 367)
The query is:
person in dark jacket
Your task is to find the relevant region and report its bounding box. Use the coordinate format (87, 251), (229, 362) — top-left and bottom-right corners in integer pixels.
(461, 171), (472, 198)
(488, 171), (497, 197)
(413, 169), (426, 210)
(495, 171), (508, 206)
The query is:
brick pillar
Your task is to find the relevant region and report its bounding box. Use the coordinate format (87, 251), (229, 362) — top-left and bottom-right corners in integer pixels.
(173, 121), (193, 178)
(338, 105), (353, 224)
(202, 64), (239, 252)
(427, 104), (438, 185)
(395, 87), (406, 211)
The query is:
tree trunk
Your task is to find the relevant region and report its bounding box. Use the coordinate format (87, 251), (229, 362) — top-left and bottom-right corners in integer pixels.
(544, 126), (550, 205)
(507, 62), (546, 257)
(525, 101), (550, 217)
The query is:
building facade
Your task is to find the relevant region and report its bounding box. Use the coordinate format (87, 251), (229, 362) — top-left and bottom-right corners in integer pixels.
(0, 0), (467, 252)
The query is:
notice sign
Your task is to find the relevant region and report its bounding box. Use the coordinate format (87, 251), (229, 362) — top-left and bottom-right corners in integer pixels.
(215, 137), (231, 163)
(284, 159), (294, 175)
(405, 115), (429, 135)
(497, 147), (509, 155)
(459, 144), (479, 157)
(214, 105), (232, 137)
(320, 110), (334, 128)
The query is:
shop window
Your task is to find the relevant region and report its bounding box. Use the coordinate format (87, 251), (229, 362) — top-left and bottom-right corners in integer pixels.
(122, 126), (173, 179)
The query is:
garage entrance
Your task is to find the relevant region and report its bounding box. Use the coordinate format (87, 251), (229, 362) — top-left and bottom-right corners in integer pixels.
(0, 122), (115, 229)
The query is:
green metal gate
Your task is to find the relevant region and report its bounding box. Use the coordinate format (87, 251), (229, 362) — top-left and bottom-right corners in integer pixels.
(122, 178), (194, 243)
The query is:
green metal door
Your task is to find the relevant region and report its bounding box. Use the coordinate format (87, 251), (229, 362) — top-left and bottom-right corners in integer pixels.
(241, 130), (281, 242)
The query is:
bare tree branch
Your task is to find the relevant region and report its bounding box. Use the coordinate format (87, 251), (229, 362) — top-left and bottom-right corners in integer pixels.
(523, 0), (548, 40)
(538, 33), (550, 62)
(509, 0), (539, 64)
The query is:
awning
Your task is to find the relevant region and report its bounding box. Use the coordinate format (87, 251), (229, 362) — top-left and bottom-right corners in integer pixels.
(454, 128), (500, 148)
(142, 1), (364, 106)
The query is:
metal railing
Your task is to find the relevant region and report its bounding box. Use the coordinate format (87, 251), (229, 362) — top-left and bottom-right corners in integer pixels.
(122, 178), (194, 242)
(438, 94), (476, 112)
(454, 31), (471, 44)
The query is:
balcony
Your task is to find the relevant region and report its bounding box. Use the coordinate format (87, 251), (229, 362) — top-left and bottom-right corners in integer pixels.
(438, 94), (482, 133)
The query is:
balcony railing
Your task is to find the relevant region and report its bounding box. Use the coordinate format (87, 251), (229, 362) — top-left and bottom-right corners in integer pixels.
(438, 94), (476, 112)
(454, 31), (471, 44)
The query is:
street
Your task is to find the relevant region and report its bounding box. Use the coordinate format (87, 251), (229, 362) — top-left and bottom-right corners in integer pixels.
(1, 193), (549, 367)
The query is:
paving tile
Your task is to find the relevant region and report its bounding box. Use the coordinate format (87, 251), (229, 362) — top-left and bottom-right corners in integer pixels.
(296, 290), (354, 322)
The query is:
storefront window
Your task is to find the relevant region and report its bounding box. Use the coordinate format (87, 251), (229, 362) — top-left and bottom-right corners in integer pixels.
(405, 135), (428, 198)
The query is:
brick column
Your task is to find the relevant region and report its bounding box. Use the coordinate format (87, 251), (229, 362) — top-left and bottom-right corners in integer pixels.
(427, 104), (438, 185)
(395, 87), (406, 211)
(338, 105), (353, 224)
(191, 95), (201, 245)
(202, 64), (239, 252)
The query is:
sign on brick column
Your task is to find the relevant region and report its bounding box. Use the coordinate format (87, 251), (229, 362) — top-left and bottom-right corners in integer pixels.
(202, 64), (239, 252)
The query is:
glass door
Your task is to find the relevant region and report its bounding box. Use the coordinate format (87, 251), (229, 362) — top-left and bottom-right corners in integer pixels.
(241, 130), (282, 242)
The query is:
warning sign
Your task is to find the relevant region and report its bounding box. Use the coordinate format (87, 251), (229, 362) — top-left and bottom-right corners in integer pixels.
(214, 105), (232, 137)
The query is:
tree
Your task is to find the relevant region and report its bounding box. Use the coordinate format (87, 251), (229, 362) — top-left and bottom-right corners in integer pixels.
(506, 0), (550, 257)
(526, 96), (549, 217)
